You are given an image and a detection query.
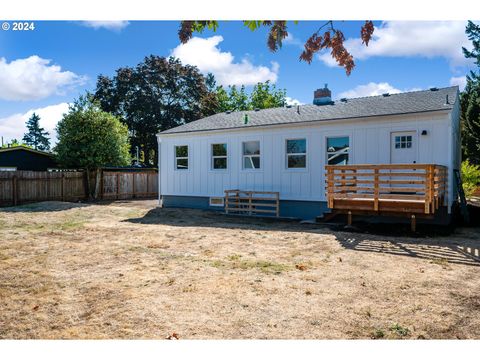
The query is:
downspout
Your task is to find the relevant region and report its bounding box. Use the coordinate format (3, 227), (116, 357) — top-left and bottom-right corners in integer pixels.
(157, 134), (163, 208)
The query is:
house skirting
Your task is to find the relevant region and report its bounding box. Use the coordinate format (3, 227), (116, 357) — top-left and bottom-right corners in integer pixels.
(161, 195), (329, 220)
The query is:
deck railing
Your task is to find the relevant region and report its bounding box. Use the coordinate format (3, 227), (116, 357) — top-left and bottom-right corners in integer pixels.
(325, 164), (448, 215)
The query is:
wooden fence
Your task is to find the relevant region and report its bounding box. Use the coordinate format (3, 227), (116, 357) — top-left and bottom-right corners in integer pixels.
(0, 170), (158, 207)
(101, 171), (158, 200)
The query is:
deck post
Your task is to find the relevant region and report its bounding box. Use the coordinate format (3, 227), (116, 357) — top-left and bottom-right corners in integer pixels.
(248, 191), (252, 215)
(347, 211), (352, 226)
(374, 168), (379, 211)
(410, 214), (416, 232)
(425, 165), (434, 214)
(275, 192), (280, 217)
(225, 190), (229, 214)
(326, 167), (334, 208)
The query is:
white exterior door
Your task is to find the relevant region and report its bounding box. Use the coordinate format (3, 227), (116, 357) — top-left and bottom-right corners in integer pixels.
(390, 131), (417, 164)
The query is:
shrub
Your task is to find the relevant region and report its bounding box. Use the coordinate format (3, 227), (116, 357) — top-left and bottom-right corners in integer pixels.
(461, 160), (480, 198)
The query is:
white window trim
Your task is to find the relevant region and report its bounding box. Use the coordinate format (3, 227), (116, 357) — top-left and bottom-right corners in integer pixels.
(209, 197), (225, 207)
(241, 140), (262, 171)
(211, 143), (228, 171)
(285, 138), (307, 170)
(326, 135), (351, 165)
(174, 145), (189, 171)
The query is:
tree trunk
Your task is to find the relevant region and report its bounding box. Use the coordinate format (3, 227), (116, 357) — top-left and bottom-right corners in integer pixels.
(93, 168), (102, 200)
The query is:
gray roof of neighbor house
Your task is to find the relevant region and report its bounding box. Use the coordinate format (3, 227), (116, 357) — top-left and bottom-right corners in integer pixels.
(159, 86), (459, 135)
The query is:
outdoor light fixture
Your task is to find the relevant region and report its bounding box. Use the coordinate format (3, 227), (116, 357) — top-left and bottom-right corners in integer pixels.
(421, 130), (428, 135)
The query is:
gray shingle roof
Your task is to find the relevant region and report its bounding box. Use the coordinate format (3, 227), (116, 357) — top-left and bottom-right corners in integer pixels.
(159, 86), (458, 135)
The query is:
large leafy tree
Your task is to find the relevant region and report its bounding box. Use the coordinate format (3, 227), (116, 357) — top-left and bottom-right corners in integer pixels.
(94, 56), (214, 165)
(179, 21), (375, 76)
(22, 113), (50, 151)
(461, 21), (480, 164)
(55, 95), (131, 198)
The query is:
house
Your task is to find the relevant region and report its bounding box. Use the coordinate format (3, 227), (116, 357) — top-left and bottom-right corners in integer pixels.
(156, 85), (460, 223)
(0, 146), (58, 171)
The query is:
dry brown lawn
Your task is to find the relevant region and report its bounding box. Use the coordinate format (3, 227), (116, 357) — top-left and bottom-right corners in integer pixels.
(0, 200), (479, 339)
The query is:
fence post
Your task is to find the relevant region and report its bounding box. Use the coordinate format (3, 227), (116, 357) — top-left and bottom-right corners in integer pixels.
(132, 173), (136, 199)
(116, 173), (120, 200)
(61, 173), (65, 202)
(12, 175), (18, 206)
(100, 169), (104, 200)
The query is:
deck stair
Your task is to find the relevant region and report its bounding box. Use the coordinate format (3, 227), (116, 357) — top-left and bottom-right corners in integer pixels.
(224, 189), (280, 217)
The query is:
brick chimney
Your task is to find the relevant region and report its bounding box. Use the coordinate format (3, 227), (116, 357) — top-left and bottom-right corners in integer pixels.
(313, 84), (332, 105)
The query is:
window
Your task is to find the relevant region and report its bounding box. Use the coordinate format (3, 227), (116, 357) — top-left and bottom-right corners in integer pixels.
(242, 141), (261, 169)
(395, 135), (412, 149)
(211, 143), (227, 170)
(286, 139), (307, 169)
(327, 137), (350, 165)
(175, 145), (189, 170)
(209, 197), (224, 207)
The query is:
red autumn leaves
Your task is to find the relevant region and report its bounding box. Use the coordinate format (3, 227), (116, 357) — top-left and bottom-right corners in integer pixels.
(179, 21), (375, 76)
(300, 21), (374, 76)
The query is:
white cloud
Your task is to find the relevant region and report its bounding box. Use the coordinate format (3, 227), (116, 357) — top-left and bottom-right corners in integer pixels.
(81, 21), (129, 31)
(319, 21), (472, 68)
(0, 103), (69, 145)
(171, 35), (279, 86)
(338, 82), (402, 99)
(450, 75), (467, 91)
(285, 97), (303, 106)
(283, 33), (303, 48)
(0, 56), (84, 101)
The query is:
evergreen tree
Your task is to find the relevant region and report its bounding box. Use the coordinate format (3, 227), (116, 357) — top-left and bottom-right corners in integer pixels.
(22, 113), (50, 151)
(461, 21), (480, 164)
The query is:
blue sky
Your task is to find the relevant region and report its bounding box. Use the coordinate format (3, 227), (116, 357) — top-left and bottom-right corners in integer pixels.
(0, 20), (475, 144)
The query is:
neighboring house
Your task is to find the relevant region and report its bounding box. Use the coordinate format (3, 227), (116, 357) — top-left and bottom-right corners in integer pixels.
(156, 85), (460, 221)
(0, 146), (58, 171)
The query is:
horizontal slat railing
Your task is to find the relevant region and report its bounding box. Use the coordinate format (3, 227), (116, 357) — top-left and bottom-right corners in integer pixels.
(325, 164), (448, 215)
(225, 189), (279, 217)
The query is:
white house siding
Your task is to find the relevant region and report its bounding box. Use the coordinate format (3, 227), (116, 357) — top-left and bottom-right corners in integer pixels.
(158, 111), (453, 206)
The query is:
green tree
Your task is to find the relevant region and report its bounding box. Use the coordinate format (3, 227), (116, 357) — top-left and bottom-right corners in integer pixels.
(1, 139), (26, 148)
(55, 95), (130, 199)
(22, 113), (50, 151)
(214, 81), (287, 112)
(461, 21), (480, 164)
(94, 56), (214, 165)
(250, 81), (286, 109)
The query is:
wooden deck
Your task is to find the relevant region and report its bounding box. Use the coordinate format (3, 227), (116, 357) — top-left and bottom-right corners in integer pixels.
(325, 164), (448, 229)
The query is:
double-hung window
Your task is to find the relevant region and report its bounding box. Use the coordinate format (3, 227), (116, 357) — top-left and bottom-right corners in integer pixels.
(242, 141), (261, 169)
(175, 145), (189, 170)
(286, 139), (307, 169)
(211, 143), (227, 170)
(326, 137), (350, 165)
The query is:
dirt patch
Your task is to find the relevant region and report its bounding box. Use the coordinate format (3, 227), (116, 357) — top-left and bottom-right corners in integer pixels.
(0, 200), (479, 339)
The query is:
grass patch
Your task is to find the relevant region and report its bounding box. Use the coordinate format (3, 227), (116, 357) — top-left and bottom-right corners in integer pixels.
(211, 257), (291, 274)
(389, 323), (410, 337)
(58, 220), (85, 231)
(372, 329), (385, 339)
